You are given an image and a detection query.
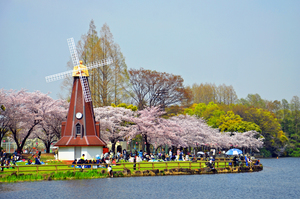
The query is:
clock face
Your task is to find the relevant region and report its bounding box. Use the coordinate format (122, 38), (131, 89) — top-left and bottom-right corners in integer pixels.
(76, 112), (83, 119)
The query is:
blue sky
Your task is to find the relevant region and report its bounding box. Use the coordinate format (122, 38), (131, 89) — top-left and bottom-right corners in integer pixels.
(1, 1), (299, 102)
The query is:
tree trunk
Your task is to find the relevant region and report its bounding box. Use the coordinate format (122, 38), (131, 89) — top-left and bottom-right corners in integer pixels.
(142, 137), (145, 152)
(12, 123), (37, 153)
(111, 140), (116, 154)
(0, 129), (8, 147)
(46, 141), (51, 153)
(144, 135), (150, 154)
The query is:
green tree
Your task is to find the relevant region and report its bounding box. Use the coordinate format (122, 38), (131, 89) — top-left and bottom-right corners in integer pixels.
(290, 96), (300, 135)
(184, 102), (225, 128)
(111, 103), (138, 111)
(239, 93), (266, 108)
(216, 111), (261, 133)
(242, 108), (287, 156)
(279, 99), (293, 136)
(61, 20), (130, 107)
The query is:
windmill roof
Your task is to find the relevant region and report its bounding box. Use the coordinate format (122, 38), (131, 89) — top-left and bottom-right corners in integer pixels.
(55, 135), (106, 147)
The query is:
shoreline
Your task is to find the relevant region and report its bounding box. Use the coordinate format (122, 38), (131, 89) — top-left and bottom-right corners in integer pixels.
(0, 165), (263, 183)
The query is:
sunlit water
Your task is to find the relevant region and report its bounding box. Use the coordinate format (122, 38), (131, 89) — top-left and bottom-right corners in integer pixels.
(0, 158), (299, 199)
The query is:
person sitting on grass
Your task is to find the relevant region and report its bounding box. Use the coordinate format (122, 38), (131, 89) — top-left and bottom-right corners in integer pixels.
(254, 159), (260, 165)
(4, 158), (10, 167)
(172, 154), (176, 161)
(35, 157), (41, 165)
(11, 154), (17, 165)
(96, 158), (100, 165)
(77, 158), (84, 164)
(185, 154), (189, 161)
(150, 153), (154, 160)
(145, 153), (150, 161)
(111, 158), (116, 165)
(165, 154), (169, 161)
(85, 160), (91, 168)
(72, 159), (77, 165)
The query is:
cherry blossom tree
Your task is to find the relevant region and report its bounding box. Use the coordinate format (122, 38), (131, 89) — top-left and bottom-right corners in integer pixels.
(226, 131), (264, 152)
(94, 106), (136, 154)
(169, 114), (263, 152)
(169, 115), (217, 147)
(0, 89), (9, 145)
(33, 97), (68, 153)
(126, 106), (185, 154)
(3, 89), (58, 152)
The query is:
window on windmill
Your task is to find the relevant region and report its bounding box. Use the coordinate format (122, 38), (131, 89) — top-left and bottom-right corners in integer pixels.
(76, 124), (81, 135)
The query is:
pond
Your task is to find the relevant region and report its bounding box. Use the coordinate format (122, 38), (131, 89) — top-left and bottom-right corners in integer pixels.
(0, 158), (299, 199)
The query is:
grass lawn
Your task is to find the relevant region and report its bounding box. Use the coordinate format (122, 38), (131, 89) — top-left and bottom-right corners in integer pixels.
(22, 153), (55, 162)
(0, 160), (237, 183)
(0, 160), (235, 178)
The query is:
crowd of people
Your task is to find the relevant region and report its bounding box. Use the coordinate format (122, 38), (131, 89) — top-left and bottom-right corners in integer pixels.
(71, 148), (216, 167)
(0, 147), (261, 174)
(0, 149), (46, 170)
(231, 154), (260, 167)
(0, 149), (22, 171)
(71, 148), (262, 166)
(117, 148), (196, 162)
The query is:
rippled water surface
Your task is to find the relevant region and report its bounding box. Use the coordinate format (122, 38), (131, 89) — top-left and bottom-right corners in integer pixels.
(0, 158), (299, 199)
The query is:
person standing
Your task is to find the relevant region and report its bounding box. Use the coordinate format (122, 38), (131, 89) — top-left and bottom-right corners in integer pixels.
(139, 150), (143, 160)
(1, 150), (5, 171)
(162, 148), (165, 161)
(0, 149), (3, 161)
(54, 148), (58, 160)
(133, 157), (136, 170)
(123, 149), (127, 161)
(108, 165), (113, 177)
(177, 149), (180, 161)
(169, 149), (172, 161)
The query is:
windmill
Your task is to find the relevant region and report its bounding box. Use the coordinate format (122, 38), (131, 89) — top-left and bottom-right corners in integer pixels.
(46, 37), (112, 102)
(46, 38), (110, 161)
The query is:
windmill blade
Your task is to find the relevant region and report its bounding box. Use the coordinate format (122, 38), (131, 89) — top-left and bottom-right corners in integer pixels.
(67, 38), (80, 66)
(45, 69), (74, 83)
(86, 58), (113, 70)
(79, 76), (92, 102)
(45, 58), (113, 83)
(80, 58), (113, 103)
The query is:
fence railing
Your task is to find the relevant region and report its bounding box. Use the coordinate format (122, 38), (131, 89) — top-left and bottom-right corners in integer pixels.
(0, 159), (256, 174)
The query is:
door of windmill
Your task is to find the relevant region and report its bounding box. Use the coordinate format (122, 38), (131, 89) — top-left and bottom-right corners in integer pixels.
(75, 147), (81, 160)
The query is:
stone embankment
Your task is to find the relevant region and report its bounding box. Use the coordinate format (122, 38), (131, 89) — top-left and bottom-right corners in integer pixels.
(0, 165), (263, 182)
(114, 165), (263, 177)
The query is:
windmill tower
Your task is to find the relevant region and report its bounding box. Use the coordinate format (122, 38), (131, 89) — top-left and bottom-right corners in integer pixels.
(46, 38), (112, 161)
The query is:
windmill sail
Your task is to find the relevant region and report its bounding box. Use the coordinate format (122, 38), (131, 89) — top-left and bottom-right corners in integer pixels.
(67, 38), (80, 67)
(45, 37), (113, 103)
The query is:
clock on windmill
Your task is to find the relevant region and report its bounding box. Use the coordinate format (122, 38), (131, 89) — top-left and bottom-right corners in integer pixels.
(45, 38), (109, 161)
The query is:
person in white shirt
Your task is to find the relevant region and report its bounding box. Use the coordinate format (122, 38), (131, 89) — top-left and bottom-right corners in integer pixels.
(169, 149), (172, 161)
(108, 165), (113, 177)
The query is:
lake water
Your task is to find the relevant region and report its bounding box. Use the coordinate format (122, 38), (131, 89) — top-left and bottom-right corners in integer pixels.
(0, 158), (299, 199)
